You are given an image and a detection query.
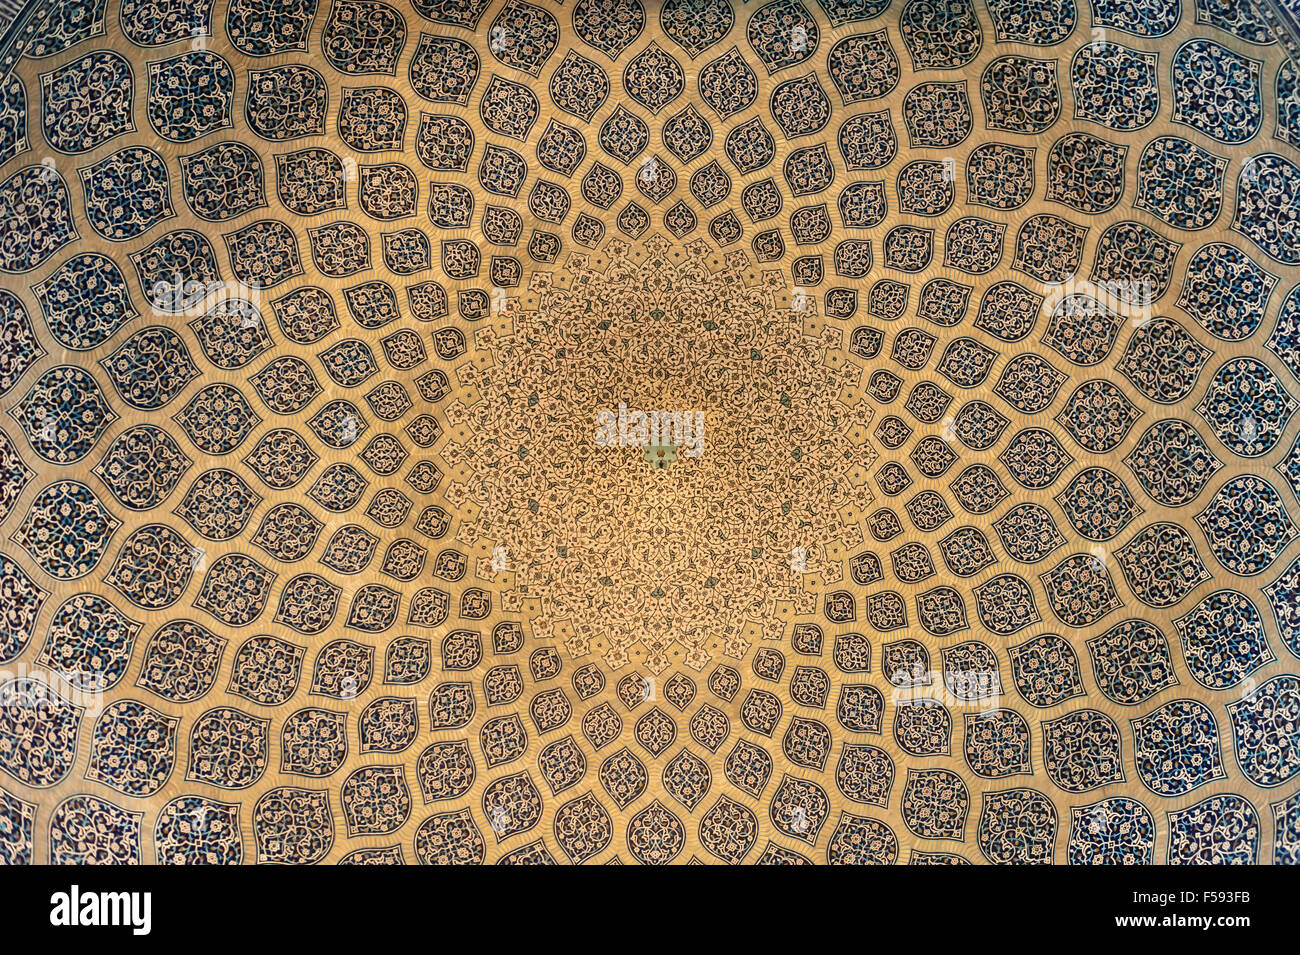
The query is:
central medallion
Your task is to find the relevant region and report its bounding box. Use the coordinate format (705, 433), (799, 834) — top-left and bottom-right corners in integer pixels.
(443, 237), (878, 672)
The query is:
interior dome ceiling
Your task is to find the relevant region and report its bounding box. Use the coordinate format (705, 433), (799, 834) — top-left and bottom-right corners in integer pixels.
(0, 0), (1298, 865)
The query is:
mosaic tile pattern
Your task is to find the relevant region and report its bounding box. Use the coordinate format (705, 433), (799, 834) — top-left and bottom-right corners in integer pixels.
(0, 0), (1299, 864)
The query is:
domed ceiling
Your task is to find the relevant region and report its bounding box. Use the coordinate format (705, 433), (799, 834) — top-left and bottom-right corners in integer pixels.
(0, 0), (1299, 864)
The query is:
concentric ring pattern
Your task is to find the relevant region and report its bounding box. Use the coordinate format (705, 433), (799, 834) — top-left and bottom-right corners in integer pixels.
(0, 0), (1299, 865)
